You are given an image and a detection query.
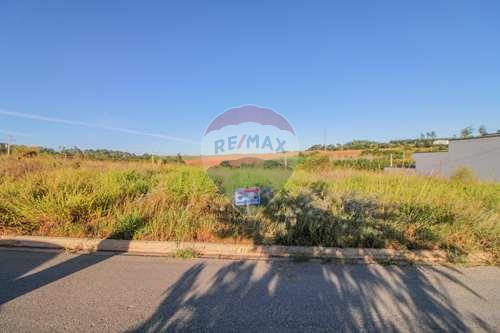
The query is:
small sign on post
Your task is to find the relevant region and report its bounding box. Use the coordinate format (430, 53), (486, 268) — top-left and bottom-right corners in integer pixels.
(234, 187), (260, 206)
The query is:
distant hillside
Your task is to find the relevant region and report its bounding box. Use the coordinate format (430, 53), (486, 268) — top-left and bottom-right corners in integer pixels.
(185, 152), (299, 167)
(307, 138), (447, 152)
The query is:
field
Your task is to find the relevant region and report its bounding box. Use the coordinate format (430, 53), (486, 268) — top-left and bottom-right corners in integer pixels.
(185, 152), (298, 167)
(0, 154), (499, 263)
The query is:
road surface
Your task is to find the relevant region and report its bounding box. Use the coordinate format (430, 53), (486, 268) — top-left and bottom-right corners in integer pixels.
(0, 249), (499, 332)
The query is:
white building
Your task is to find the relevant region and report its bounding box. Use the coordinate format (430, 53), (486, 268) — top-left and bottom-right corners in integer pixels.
(413, 134), (500, 181)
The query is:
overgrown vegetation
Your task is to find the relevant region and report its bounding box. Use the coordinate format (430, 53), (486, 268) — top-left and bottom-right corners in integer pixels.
(262, 169), (499, 263)
(207, 166), (292, 204)
(0, 154), (498, 263)
(0, 155), (225, 242)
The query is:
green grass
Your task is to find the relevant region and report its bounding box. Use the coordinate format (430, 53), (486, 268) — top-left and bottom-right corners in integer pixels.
(266, 169), (499, 262)
(0, 156), (227, 242)
(207, 166), (292, 200)
(174, 248), (199, 259)
(1, 155), (499, 263)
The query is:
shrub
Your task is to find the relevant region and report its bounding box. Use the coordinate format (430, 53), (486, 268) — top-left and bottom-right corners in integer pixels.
(297, 153), (330, 171)
(263, 159), (285, 169)
(174, 248), (199, 259)
(111, 212), (144, 239)
(451, 167), (477, 183)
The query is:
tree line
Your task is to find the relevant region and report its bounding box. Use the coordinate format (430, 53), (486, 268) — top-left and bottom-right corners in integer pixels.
(0, 144), (185, 164)
(308, 125), (499, 151)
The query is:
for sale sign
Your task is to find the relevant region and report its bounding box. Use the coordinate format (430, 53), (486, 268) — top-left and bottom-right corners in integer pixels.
(234, 187), (260, 206)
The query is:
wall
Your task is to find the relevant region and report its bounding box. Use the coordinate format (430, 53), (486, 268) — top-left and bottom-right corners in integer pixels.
(413, 136), (500, 181)
(413, 152), (449, 177)
(448, 136), (500, 181)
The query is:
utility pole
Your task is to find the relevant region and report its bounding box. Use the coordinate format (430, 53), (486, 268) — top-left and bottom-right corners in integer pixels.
(390, 153), (393, 167)
(6, 135), (14, 156)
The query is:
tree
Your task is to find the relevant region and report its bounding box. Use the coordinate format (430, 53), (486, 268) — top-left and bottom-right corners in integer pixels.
(478, 125), (488, 136)
(424, 131), (437, 139)
(460, 126), (474, 138)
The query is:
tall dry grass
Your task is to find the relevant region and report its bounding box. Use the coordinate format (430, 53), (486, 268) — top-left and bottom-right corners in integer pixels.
(0, 155), (498, 262)
(262, 169), (499, 262)
(0, 156), (230, 242)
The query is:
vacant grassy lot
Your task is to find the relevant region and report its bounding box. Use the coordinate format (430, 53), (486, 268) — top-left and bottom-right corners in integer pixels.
(1, 155), (498, 263)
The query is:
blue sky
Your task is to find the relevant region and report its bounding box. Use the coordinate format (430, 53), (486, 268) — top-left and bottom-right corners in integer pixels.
(1, 1), (499, 155)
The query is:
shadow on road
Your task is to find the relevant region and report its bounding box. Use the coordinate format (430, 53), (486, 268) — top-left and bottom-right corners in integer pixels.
(132, 261), (492, 332)
(0, 242), (493, 332)
(0, 239), (126, 306)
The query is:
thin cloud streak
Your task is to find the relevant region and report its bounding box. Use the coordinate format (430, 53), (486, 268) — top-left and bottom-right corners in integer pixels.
(0, 109), (199, 145)
(0, 129), (31, 137)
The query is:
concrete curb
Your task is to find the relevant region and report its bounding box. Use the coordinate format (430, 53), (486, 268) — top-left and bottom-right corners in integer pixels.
(0, 235), (448, 263)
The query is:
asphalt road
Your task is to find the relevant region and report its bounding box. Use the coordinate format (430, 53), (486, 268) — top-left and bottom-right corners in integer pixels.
(0, 249), (499, 332)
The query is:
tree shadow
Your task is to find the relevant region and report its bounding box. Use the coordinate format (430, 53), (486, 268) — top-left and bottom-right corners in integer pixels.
(130, 260), (493, 332)
(0, 231), (137, 308)
(0, 241), (493, 331)
(0, 190), (494, 331)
